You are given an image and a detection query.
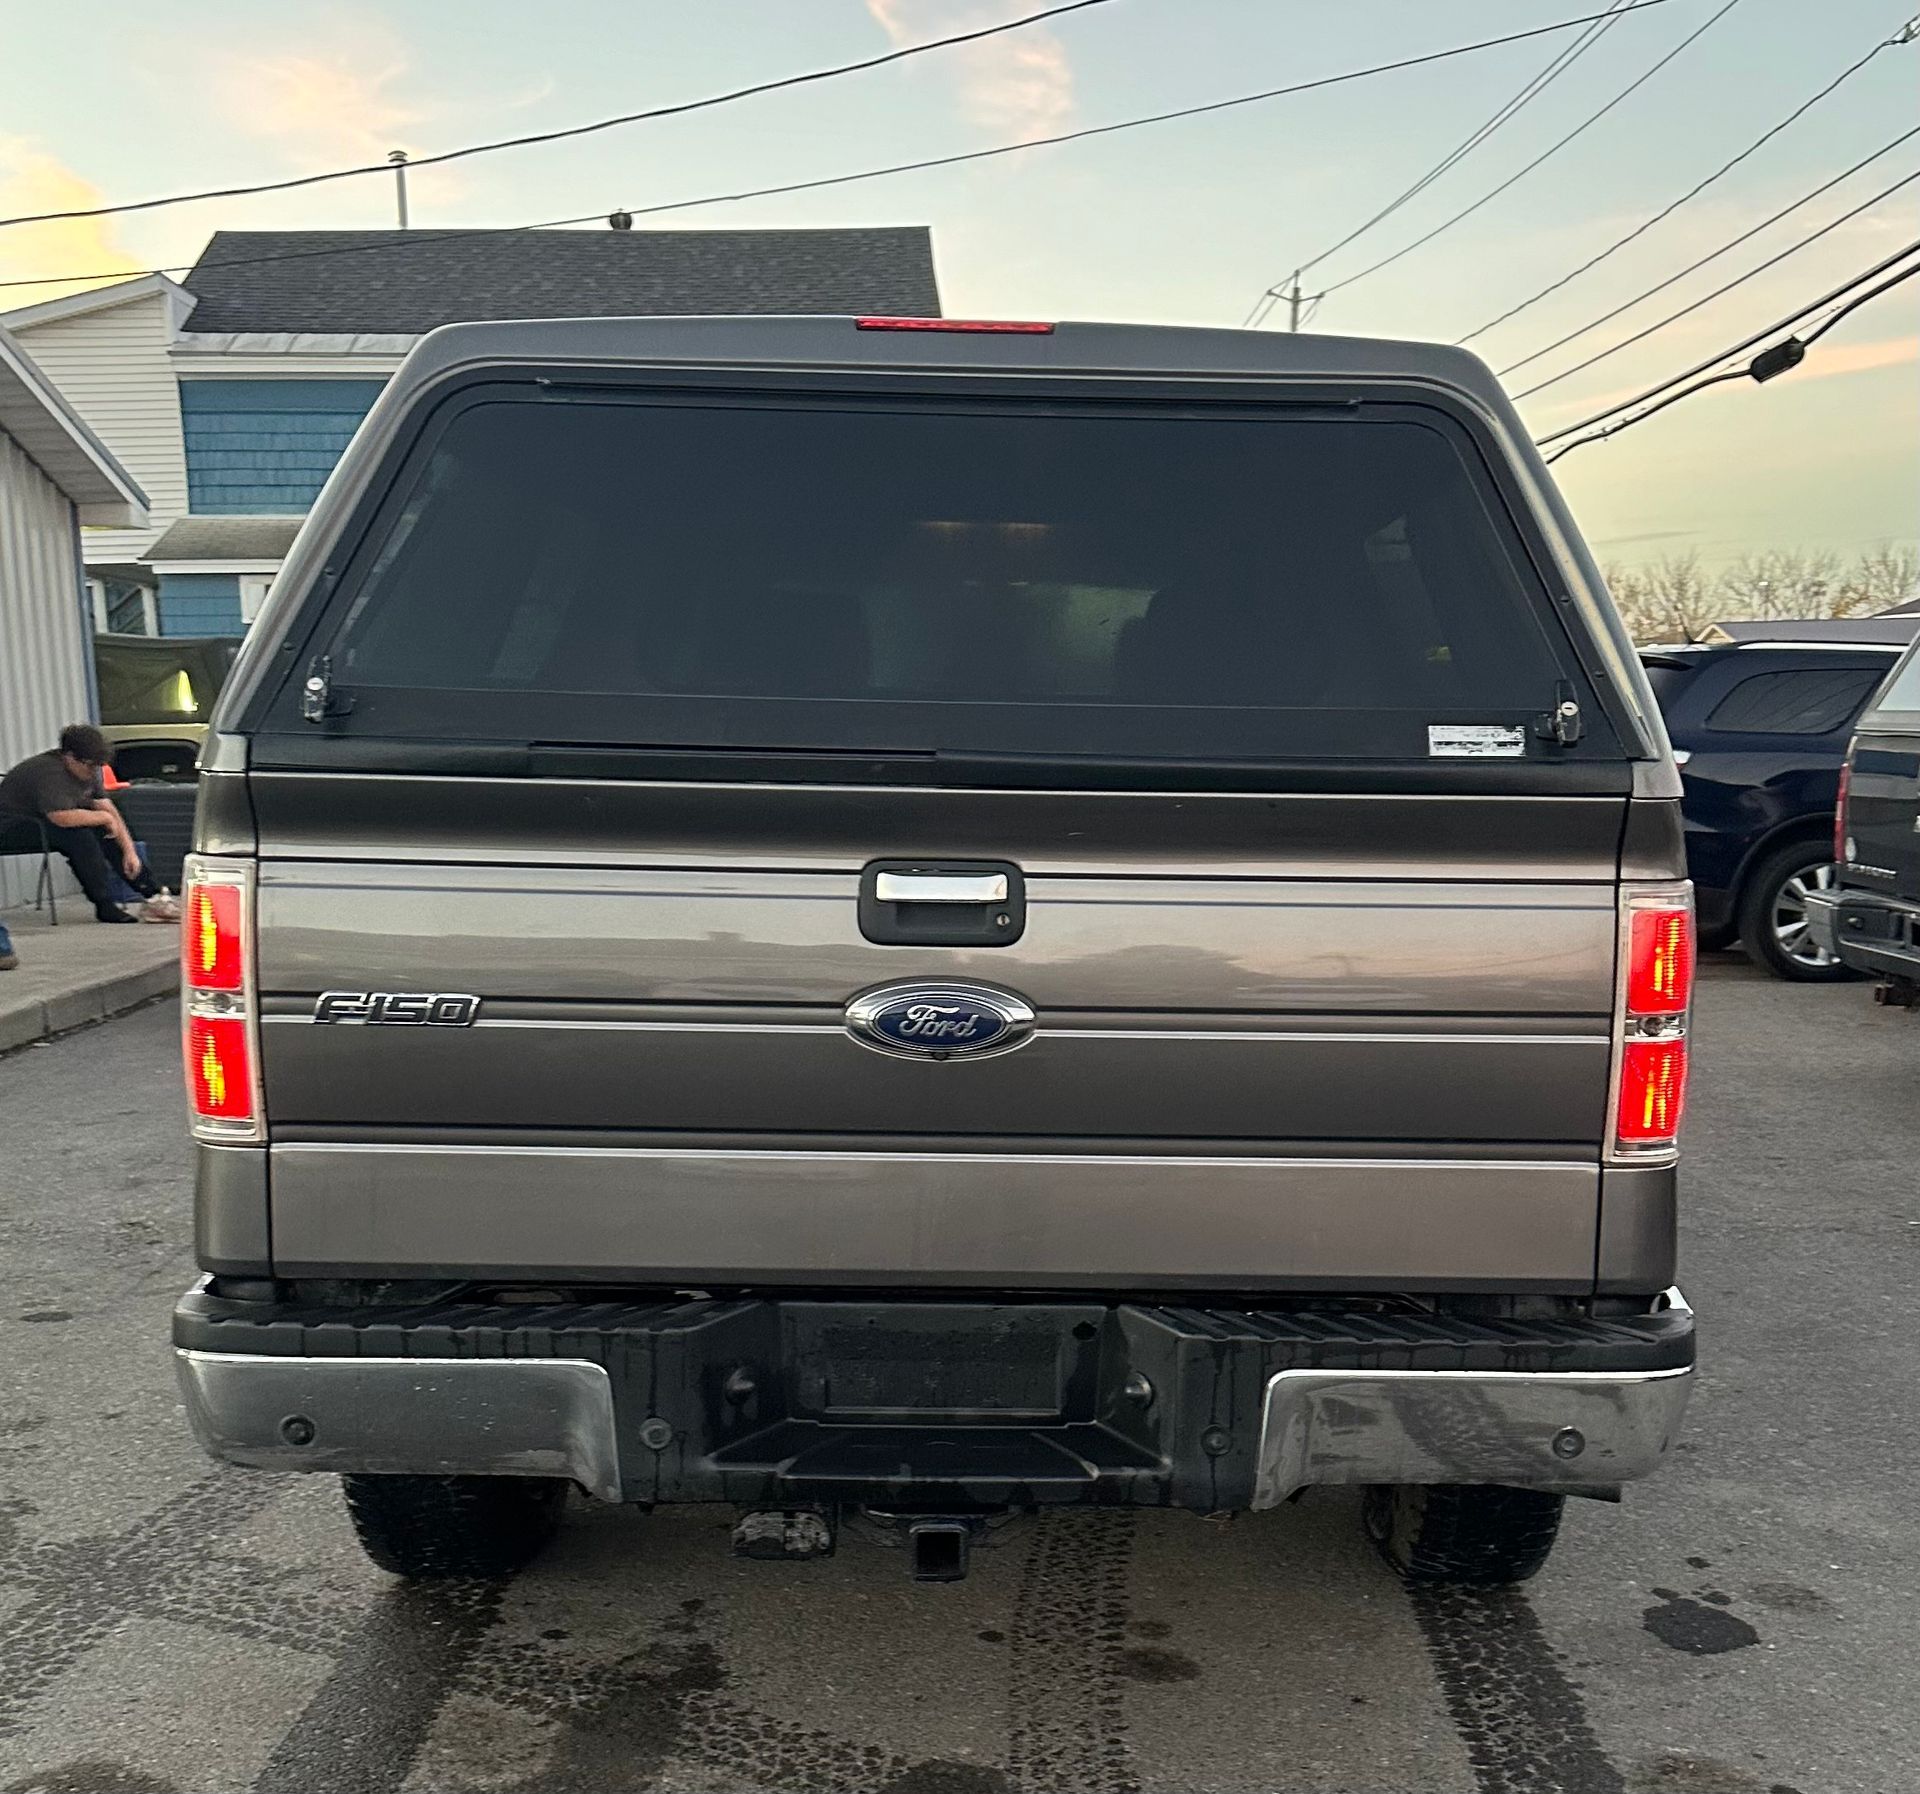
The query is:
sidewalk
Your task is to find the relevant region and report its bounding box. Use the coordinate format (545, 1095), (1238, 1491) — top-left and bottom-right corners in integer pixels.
(0, 903), (180, 1053)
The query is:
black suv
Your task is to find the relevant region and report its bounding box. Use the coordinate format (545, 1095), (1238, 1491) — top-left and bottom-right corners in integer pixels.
(1642, 639), (1904, 980)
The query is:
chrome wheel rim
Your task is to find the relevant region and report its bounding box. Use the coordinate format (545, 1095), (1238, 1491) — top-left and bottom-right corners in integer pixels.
(1772, 861), (1840, 967)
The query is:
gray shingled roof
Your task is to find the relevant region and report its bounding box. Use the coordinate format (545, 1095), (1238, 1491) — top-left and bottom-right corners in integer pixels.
(144, 516), (305, 562)
(180, 228), (941, 335)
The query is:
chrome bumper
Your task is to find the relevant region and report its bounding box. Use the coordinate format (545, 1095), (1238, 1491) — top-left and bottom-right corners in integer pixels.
(1252, 1285), (1695, 1505)
(1804, 889), (1842, 956)
(176, 1286), (1694, 1510)
(175, 1349), (624, 1500)
(1252, 1364), (1692, 1506)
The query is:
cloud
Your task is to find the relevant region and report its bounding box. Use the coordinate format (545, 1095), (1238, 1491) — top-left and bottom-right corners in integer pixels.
(865, 1), (1077, 142)
(210, 35), (426, 172)
(0, 140), (144, 298)
(203, 12), (485, 218)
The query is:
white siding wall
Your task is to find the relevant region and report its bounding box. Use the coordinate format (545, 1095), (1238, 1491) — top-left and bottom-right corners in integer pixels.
(0, 430), (92, 906)
(11, 292), (185, 565)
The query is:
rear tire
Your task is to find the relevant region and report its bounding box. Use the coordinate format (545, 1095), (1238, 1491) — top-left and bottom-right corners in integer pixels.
(1362, 1484), (1564, 1585)
(1737, 841), (1860, 983)
(341, 1473), (568, 1579)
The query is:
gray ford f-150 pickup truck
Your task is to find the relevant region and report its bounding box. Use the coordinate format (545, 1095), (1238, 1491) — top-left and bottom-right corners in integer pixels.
(173, 316), (1696, 1587)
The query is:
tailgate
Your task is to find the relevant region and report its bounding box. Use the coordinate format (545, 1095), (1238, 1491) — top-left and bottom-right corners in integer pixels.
(1848, 730), (1920, 904)
(250, 778), (1625, 1291)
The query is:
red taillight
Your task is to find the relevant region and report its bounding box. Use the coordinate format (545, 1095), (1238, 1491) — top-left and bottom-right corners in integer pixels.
(186, 1014), (254, 1123)
(1617, 1037), (1688, 1144)
(181, 860), (259, 1139)
(1626, 907), (1693, 1016)
(1613, 886), (1694, 1156)
(1835, 760), (1852, 864)
(184, 883), (243, 991)
(855, 316), (1054, 333)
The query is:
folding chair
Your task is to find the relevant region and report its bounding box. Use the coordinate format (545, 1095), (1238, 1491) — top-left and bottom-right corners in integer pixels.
(0, 817), (59, 924)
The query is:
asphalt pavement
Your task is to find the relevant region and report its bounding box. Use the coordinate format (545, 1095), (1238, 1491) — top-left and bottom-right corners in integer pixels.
(0, 961), (1915, 1794)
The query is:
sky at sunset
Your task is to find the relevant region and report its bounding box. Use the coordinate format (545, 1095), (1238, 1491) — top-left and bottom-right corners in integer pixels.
(2, 0), (1914, 571)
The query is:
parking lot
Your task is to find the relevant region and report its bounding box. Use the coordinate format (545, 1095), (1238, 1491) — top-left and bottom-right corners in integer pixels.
(1, 959), (1915, 1794)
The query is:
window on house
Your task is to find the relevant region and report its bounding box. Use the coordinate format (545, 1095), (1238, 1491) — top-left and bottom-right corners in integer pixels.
(91, 578), (156, 636)
(239, 576), (276, 624)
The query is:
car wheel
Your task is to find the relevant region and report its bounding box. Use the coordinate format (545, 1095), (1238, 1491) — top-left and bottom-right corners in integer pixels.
(1736, 843), (1861, 983)
(341, 1473), (569, 1578)
(1362, 1484), (1564, 1585)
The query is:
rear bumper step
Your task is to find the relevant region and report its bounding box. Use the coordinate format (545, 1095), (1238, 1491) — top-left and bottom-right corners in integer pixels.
(172, 1282), (1694, 1510)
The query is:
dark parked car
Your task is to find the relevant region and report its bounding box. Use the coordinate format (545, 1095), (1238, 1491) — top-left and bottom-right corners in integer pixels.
(1642, 639), (1907, 980)
(1807, 637), (1920, 1003)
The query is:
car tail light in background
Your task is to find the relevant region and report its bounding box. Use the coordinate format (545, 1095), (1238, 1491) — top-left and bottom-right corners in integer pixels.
(181, 857), (262, 1142)
(1611, 886), (1695, 1158)
(1835, 759), (1853, 864)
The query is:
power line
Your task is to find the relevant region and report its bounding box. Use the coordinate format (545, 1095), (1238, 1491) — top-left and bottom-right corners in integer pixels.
(1497, 122), (1920, 377)
(1295, 0), (1638, 279)
(1510, 163), (1920, 400)
(1316, 0), (1747, 300)
(1533, 234), (1920, 445)
(1459, 15), (1920, 344)
(1541, 251), (1920, 462)
(0, 0), (1113, 233)
(1243, 0), (1662, 329)
(0, 4), (1704, 298)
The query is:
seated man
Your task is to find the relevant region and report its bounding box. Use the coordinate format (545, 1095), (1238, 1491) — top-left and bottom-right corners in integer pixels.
(0, 724), (162, 924)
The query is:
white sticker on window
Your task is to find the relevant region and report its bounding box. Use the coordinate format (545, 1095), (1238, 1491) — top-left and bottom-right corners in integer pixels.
(1428, 724), (1527, 759)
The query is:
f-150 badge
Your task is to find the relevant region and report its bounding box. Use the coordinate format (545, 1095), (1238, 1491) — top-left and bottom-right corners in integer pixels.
(313, 991), (481, 1026)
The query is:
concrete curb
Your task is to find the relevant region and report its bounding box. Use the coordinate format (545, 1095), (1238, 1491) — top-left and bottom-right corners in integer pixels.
(0, 960), (179, 1054)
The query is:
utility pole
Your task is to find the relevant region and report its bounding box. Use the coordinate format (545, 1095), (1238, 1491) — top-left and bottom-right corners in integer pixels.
(389, 150), (410, 229)
(1286, 271), (1305, 332)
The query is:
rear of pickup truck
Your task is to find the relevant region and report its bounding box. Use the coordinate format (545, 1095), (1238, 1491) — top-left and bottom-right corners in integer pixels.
(174, 317), (1694, 1585)
(1809, 637), (1920, 1001)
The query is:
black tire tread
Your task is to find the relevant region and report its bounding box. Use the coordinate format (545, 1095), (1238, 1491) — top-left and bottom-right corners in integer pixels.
(1364, 1484), (1565, 1586)
(341, 1473), (567, 1579)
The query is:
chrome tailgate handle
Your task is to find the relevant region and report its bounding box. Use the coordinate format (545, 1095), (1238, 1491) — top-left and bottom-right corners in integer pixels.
(874, 871), (1009, 905)
(860, 861), (1025, 946)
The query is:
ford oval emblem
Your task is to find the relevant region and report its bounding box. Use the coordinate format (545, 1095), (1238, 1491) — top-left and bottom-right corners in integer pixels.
(845, 981), (1037, 1061)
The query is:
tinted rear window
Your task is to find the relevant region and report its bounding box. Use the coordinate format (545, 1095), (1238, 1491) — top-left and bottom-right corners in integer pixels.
(1704, 666), (1886, 735)
(302, 390), (1604, 763)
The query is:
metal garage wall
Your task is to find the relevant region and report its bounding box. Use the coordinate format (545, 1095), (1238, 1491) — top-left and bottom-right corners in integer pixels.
(0, 428), (93, 908)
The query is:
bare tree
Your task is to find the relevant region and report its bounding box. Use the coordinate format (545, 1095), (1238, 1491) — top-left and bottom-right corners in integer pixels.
(1717, 549), (1843, 620)
(1604, 544), (1918, 641)
(1606, 550), (1717, 642)
(1833, 543), (1919, 616)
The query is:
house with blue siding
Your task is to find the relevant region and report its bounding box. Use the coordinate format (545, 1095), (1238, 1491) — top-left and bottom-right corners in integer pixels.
(0, 226), (941, 636)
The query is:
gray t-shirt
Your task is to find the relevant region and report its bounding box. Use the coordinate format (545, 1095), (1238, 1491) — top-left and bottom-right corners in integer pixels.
(0, 750), (97, 823)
